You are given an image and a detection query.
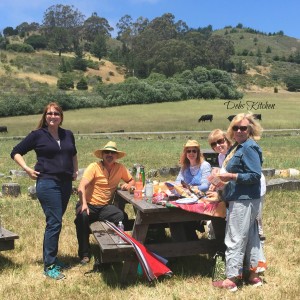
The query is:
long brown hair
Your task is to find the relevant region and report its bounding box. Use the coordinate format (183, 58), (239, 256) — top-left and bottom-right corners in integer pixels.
(36, 102), (64, 129)
(179, 147), (205, 171)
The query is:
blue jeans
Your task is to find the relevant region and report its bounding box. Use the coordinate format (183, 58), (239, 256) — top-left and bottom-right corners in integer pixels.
(36, 178), (72, 270)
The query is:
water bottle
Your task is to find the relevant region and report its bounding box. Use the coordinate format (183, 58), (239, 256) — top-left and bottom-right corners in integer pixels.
(117, 221), (124, 244)
(145, 180), (153, 201)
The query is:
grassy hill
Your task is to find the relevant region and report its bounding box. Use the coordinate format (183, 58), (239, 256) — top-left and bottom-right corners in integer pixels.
(1, 28), (300, 96)
(213, 28), (300, 90)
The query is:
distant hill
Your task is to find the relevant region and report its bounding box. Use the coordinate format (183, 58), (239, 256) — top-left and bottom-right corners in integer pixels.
(1, 27), (300, 94)
(212, 27), (300, 91)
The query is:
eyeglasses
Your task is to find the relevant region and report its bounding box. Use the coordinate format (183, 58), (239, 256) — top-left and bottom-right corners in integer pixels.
(210, 138), (226, 148)
(46, 112), (61, 116)
(232, 125), (248, 132)
(186, 149), (197, 154)
(103, 150), (117, 154)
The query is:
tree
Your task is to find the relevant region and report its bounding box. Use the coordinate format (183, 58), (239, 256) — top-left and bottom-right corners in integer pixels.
(3, 27), (17, 37)
(16, 22), (40, 37)
(82, 12), (113, 43)
(42, 4), (85, 53)
(206, 35), (235, 69)
(91, 34), (107, 60)
(73, 47), (87, 71)
(285, 75), (300, 91)
(47, 27), (71, 55)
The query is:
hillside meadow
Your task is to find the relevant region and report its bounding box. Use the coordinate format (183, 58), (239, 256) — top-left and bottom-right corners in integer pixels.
(0, 93), (300, 300)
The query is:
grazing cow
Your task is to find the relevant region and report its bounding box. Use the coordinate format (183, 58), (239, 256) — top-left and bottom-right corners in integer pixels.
(227, 115), (236, 122)
(0, 126), (8, 133)
(198, 114), (213, 122)
(253, 113), (262, 120)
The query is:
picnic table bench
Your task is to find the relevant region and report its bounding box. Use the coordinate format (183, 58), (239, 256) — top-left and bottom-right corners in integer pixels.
(90, 221), (135, 264)
(0, 227), (19, 251)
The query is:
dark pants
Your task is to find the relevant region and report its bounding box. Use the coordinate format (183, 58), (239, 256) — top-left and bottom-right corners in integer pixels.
(74, 203), (126, 259)
(36, 178), (72, 270)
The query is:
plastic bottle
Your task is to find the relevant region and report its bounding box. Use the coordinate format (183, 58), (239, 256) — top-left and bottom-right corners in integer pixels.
(134, 173), (143, 200)
(145, 180), (153, 201)
(117, 221), (124, 244)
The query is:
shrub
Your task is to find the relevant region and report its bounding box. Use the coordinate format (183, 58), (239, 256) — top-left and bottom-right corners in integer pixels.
(57, 74), (74, 90)
(6, 43), (34, 53)
(76, 77), (88, 90)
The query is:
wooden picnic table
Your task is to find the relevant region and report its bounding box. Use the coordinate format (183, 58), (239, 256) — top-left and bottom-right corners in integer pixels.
(116, 190), (226, 281)
(0, 227), (19, 251)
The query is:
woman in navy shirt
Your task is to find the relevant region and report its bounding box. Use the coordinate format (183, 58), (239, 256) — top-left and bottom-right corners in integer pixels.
(11, 102), (78, 280)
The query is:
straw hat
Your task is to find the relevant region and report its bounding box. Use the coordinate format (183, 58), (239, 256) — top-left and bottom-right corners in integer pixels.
(94, 141), (126, 159)
(184, 140), (200, 149)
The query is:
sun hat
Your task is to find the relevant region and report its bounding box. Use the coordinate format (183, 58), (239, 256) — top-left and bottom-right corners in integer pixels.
(184, 140), (200, 149)
(94, 141), (126, 159)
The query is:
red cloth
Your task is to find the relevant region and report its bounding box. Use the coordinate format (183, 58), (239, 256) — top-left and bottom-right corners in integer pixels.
(104, 221), (172, 281)
(167, 200), (226, 218)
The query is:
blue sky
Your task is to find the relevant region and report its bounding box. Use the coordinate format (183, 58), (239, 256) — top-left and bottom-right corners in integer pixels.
(0, 0), (299, 39)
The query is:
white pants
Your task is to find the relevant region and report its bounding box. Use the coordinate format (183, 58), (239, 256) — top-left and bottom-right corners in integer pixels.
(225, 198), (264, 278)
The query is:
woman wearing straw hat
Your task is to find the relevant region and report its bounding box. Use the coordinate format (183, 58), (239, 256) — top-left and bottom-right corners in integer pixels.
(171, 139), (212, 241)
(75, 141), (135, 265)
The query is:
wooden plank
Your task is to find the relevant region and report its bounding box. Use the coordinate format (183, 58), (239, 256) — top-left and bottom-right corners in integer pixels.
(145, 239), (225, 257)
(0, 227), (19, 251)
(90, 221), (135, 263)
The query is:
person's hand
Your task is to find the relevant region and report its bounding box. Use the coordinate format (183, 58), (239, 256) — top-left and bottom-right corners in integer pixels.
(76, 203), (89, 215)
(120, 183), (130, 191)
(72, 171), (78, 181)
(205, 191), (219, 200)
(209, 184), (217, 191)
(218, 173), (235, 183)
(24, 166), (40, 180)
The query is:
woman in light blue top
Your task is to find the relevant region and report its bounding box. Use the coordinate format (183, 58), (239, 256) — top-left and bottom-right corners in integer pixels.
(175, 139), (211, 192)
(171, 140), (211, 241)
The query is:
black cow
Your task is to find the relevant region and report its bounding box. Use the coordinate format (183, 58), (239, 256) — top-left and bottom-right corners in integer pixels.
(198, 114), (213, 122)
(253, 113), (262, 120)
(227, 115), (236, 122)
(0, 126), (8, 133)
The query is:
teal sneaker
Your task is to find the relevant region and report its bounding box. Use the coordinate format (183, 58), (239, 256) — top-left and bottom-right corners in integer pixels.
(55, 258), (71, 270)
(44, 264), (65, 280)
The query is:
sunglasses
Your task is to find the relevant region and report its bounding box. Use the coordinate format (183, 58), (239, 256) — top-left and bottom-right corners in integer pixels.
(186, 149), (197, 154)
(46, 112), (61, 116)
(103, 150), (117, 154)
(232, 125), (248, 132)
(210, 138), (226, 148)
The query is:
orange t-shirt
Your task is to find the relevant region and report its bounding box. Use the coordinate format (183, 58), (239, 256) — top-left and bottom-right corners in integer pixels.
(83, 161), (132, 206)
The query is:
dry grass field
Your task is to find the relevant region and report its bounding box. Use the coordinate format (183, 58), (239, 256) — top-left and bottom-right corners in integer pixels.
(0, 131), (299, 300)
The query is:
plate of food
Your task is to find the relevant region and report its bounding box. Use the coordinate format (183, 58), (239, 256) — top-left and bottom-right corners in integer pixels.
(175, 198), (198, 204)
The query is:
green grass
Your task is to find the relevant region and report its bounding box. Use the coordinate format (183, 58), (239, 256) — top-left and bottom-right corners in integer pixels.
(0, 95), (300, 300)
(1, 92), (300, 136)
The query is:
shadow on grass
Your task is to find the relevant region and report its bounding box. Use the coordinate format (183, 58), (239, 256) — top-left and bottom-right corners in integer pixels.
(84, 253), (214, 289)
(0, 254), (21, 273)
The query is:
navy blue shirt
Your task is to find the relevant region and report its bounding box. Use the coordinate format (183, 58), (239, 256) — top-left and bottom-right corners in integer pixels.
(11, 127), (77, 181)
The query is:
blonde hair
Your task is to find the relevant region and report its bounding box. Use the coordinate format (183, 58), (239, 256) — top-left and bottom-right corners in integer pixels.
(208, 129), (232, 148)
(37, 102), (64, 129)
(227, 113), (263, 142)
